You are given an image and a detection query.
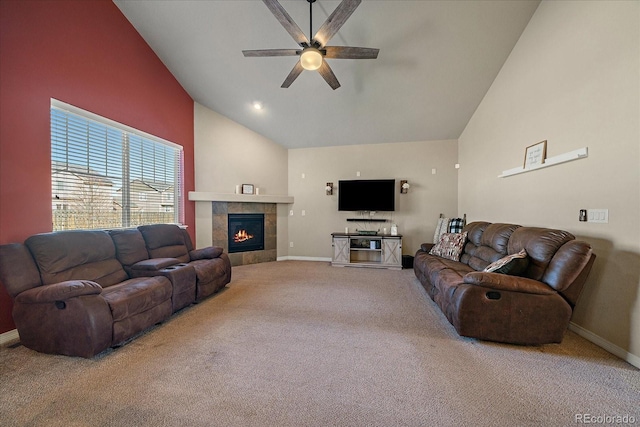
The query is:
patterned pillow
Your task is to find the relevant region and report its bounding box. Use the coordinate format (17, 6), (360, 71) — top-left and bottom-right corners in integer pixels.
(448, 218), (465, 233)
(484, 249), (529, 276)
(429, 232), (468, 261)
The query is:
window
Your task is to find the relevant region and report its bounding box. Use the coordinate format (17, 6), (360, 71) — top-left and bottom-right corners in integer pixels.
(51, 99), (183, 231)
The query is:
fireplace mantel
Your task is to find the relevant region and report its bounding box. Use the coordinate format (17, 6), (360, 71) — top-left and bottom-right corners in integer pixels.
(189, 192), (293, 204)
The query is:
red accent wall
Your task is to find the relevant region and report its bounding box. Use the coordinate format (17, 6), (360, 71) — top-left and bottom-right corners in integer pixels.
(0, 1), (195, 333)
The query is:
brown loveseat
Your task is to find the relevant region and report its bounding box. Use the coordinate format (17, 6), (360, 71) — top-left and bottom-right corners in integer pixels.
(414, 221), (595, 345)
(0, 224), (231, 358)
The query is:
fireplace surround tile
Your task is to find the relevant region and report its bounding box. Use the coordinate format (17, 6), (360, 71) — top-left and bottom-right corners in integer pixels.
(212, 202), (276, 266)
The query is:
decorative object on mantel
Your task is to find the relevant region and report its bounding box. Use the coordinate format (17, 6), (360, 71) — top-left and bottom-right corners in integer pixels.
(499, 147), (588, 178)
(524, 140), (547, 169)
(325, 182), (333, 196)
(242, 184), (255, 195)
(400, 180), (409, 194)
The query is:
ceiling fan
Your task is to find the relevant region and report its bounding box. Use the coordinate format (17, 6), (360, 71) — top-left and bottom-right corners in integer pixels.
(243, 0), (379, 90)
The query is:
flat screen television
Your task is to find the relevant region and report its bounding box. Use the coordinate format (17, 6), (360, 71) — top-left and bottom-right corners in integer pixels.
(338, 179), (395, 211)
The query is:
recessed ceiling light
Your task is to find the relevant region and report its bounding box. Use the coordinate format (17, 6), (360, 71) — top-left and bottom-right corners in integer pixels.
(253, 102), (263, 110)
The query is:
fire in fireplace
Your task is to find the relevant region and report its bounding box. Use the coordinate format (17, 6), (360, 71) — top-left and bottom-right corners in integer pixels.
(228, 213), (265, 253)
(233, 229), (254, 243)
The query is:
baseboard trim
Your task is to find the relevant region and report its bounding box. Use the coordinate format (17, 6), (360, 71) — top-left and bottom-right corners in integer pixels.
(0, 329), (20, 347)
(569, 322), (640, 369)
(277, 256), (332, 262)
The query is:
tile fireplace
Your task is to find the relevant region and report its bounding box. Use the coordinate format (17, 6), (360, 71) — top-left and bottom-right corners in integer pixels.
(212, 202), (277, 266)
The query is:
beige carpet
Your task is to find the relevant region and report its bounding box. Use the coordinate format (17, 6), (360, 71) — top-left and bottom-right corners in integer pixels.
(0, 261), (638, 427)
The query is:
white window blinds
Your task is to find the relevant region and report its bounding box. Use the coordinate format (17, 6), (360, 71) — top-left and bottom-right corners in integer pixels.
(51, 99), (183, 231)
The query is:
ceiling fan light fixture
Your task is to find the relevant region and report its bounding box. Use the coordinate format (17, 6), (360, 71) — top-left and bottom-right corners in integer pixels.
(300, 48), (323, 71)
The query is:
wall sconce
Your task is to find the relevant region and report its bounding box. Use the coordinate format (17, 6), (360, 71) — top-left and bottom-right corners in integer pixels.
(400, 180), (410, 194)
(325, 182), (333, 196)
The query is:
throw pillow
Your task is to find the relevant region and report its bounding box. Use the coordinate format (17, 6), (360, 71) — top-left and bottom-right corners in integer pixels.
(429, 232), (468, 261)
(448, 218), (465, 233)
(483, 249), (529, 276)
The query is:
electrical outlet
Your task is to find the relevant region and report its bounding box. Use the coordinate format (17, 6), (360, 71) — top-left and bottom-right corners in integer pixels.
(301, 210), (306, 216)
(289, 210), (294, 216)
(289, 242), (294, 248)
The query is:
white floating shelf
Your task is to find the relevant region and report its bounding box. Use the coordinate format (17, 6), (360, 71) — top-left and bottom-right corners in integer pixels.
(498, 147), (588, 178)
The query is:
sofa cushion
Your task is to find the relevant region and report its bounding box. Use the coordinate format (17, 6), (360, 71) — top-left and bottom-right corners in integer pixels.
(138, 224), (190, 263)
(101, 276), (172, 322)
(0, 243), (43, 298)
(189, 258), (228, 285)
(462, 223), (520, 271)
(25, 230), (128, 287)
(429, 232), (467, 261)
(484, 249), (529, 276)
(507, 227), (575, 281)
(109, 229), (149, 267)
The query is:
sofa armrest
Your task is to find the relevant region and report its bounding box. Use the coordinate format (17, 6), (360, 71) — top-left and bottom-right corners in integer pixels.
(189, 246), (223, 260)
(131, 258), (180, 272)
(463, 272), (556, 295)
(420, 243), (435, 252)
(15, 280), (102, 304)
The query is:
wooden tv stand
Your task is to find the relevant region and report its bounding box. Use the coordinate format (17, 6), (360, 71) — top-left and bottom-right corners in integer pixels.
(331, 233), (402, 270)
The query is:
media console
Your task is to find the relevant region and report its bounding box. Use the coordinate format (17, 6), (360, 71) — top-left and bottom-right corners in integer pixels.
(331, 233), (402, 270)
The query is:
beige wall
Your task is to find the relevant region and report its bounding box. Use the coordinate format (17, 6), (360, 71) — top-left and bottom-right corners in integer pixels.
(458, 1), (639, 363)
(193, 102), (290, 256)
(288, 140), (458, 259)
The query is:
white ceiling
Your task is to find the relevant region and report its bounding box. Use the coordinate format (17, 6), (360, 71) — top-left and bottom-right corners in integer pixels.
(114, 0), (539, 149)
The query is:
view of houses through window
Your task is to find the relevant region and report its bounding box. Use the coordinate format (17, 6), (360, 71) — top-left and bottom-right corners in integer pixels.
(51, 100), (183, 231)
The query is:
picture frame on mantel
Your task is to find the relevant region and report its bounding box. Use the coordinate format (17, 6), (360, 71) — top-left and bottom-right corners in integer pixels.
(242, 184), (255, 195)
(524, 140), (547, 169)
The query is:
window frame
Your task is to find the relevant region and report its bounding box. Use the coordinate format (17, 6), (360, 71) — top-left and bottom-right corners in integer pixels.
(50, 99), (184, 231)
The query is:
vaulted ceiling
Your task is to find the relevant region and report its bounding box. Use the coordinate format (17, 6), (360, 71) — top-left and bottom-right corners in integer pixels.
(114, 0), (539, 149)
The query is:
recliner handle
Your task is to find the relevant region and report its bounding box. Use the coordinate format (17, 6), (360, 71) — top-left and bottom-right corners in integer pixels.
(486, 291), (501, 300)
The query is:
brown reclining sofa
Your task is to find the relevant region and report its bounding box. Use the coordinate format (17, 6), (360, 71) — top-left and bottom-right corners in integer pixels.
(414, 221), (595, 345)
(0, 224), (231, 358)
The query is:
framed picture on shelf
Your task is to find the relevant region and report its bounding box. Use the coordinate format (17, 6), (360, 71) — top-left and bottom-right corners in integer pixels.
(242, 184), (255, 195)
(524, 140), (547, 169)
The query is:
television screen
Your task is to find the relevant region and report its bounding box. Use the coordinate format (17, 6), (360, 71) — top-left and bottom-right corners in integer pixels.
(338, 179), (395, 211)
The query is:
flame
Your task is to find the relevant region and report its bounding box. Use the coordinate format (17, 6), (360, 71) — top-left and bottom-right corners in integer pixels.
(233, 229), (254, 243)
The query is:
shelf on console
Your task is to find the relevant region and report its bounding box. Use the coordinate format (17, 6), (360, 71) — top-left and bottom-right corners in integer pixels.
(498, 147), (588, 178)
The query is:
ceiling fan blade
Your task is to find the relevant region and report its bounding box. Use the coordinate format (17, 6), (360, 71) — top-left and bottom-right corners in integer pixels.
(317, 61), (341, 90)
(313, 0), (362, 48)
(324, 46), (379, 59)
(243, 49), (300, 57)
(262, 0), (310, 47)
(281, 61), (305, 88)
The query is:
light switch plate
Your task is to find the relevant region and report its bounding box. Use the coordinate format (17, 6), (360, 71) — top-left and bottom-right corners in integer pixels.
(587, 209), (608, 223)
